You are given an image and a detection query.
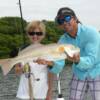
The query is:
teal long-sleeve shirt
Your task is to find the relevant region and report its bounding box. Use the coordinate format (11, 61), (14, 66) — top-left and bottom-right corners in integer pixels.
(58, 24), (100, 80)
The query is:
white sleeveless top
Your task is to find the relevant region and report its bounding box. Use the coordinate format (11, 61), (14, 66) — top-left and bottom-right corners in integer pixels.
(16, 61), (48, 99)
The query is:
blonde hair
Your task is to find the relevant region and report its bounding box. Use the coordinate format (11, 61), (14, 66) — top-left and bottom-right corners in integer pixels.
(26, 20), (46, 35)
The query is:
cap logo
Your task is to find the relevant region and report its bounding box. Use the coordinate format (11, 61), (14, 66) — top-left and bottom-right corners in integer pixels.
(61, 9), (71, 13)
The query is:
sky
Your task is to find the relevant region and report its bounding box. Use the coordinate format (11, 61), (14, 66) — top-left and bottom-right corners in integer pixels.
(0, 0), (100, 30)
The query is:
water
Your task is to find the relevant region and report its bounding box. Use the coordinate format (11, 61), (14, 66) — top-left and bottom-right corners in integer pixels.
(0, 66), (91, 100)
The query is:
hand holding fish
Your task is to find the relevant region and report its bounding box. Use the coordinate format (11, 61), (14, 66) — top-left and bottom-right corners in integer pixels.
(33, 58), (54, 66)
(15, 63), (23, 75)
(67, 53), (80, 64)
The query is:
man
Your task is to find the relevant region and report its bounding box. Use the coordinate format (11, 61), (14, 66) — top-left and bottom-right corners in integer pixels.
(55, 7), (100, 100)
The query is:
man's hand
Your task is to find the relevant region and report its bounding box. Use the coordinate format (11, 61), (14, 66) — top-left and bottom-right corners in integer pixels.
(67, 53), (80, 63)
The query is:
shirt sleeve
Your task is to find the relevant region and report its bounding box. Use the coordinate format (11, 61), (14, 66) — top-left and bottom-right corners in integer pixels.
(48, 60), (65, 74)
(75, 29), (100, 70)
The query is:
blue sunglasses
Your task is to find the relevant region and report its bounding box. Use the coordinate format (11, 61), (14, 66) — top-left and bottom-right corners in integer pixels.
(56, 15), (72, 25)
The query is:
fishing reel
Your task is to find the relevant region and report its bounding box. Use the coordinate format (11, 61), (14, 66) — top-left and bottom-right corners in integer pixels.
(23, 63), (38, 81)
(23, 63), (32, 78)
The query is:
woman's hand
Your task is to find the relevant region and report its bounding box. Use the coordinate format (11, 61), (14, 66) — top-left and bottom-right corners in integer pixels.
(33, 58), (54, 66)
(15, 63), (23, 75)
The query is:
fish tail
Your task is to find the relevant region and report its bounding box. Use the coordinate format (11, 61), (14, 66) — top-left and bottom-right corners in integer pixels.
(0, 58), (14, 76)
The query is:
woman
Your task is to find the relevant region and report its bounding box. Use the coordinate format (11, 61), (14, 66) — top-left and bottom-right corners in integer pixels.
(15, 20), (65, 100)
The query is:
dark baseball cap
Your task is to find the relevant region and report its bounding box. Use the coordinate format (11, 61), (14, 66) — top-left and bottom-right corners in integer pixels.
(57, 7), (76, 17)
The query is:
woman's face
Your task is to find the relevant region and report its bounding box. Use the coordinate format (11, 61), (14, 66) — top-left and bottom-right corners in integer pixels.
(27, 28), (44, 44)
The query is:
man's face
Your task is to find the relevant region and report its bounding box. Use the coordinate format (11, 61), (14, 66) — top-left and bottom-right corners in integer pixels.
(56, 15), (77, 36)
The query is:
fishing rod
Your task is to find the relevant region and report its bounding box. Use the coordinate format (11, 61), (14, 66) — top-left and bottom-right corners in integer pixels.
(18, 0), (26, 45)
(56, 74), (65, 100)
(9, 0), (26, 57)
(18, 1), (34, 99)
(24, 63), (34, 100)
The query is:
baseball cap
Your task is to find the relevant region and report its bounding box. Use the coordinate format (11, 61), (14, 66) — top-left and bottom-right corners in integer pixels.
(56, 7), (76, 17)
(55, 7), (80, 24)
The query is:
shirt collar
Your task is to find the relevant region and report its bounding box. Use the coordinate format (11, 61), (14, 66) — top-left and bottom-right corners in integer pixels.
(76, 23), (81, 36)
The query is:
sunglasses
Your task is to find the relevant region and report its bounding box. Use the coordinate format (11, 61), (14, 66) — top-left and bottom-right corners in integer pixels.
(28, 32), (43, 36)
(56, 15), (72, 25)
